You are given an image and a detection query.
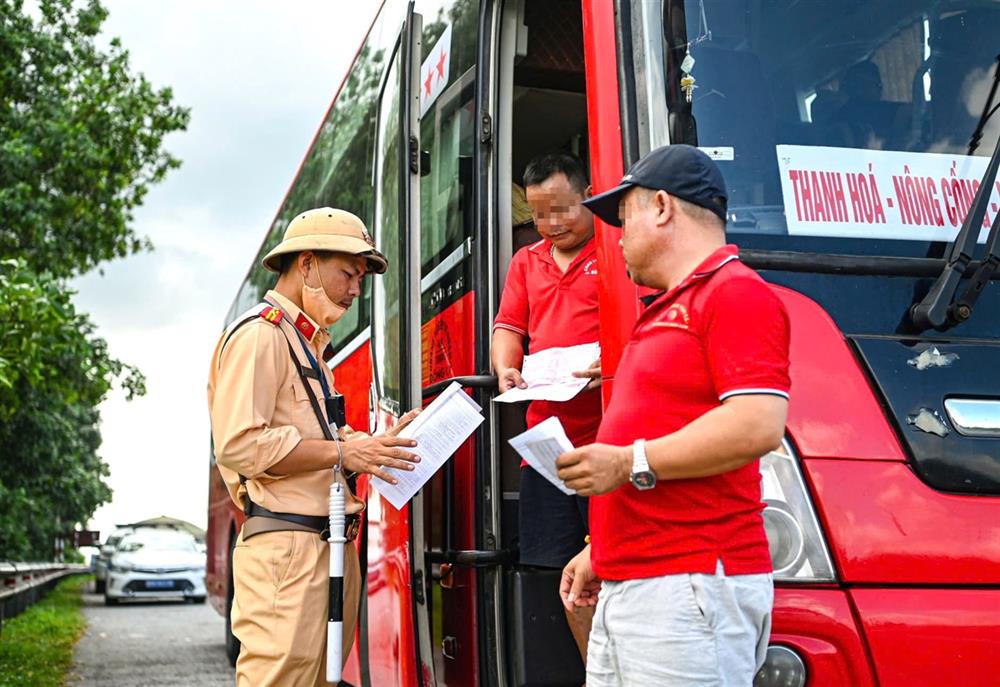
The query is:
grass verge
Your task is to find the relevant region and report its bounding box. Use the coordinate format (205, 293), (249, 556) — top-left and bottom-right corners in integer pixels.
(0, 575), (88, 687)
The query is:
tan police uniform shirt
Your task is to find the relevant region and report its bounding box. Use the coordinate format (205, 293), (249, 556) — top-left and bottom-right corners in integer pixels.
(207, 289), (362, 517)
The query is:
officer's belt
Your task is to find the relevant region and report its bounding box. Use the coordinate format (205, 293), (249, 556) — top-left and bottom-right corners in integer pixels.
(243, 499), (360, 542)
(243, 516), (321, 540)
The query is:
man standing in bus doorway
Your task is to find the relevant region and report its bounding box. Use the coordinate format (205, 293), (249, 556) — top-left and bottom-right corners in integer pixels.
(207, 208), (422, 687)
(492, 152), (603, 663)
(556, 146), (790, 686)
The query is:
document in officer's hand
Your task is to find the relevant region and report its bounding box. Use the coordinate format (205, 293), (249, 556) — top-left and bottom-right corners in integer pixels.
(508, 417), (576, 495)
(374, 382), (484, 510)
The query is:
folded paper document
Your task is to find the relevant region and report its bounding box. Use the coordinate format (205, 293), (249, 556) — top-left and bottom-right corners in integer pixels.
(508, 417), (576, 495)
(493, 342), (600, 403)
(375, 382), (484, 510)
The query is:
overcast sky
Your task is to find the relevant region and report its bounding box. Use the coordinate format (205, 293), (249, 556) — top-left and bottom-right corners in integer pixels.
(71, 2), (379, 540)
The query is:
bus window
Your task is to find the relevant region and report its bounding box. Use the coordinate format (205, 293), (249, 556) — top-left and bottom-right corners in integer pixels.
(419, 8), (477, 281)
(418, 12), (477, 373)
(633, 0), (1000, 251)
(222, 47), (384, 353)
(622, 0), (1000, 343)
(306, 42), (382, 354)
(319, 65), (380, 354)
(373, 47), (404, 413)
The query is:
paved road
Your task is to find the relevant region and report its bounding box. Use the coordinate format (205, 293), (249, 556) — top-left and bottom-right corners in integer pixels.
(70, 585), (234, 687)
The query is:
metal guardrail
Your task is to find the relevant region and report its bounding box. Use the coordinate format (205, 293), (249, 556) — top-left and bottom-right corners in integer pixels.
(0, 561), (89, 631)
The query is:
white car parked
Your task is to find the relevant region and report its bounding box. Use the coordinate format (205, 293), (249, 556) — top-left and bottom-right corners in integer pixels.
(104, 529), (206, 605)
(94, 527), (133, 594)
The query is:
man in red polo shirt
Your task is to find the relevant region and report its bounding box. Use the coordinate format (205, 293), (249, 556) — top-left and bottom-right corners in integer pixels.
(492, 152), (602, 660)
(556, 145), (790, 686)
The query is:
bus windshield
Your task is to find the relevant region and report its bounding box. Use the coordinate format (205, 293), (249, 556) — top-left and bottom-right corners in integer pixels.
(649, 0), (1000, 255)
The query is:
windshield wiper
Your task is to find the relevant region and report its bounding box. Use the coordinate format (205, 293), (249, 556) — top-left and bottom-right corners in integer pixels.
(969, 55), (1000, 155)
(951, 204), (1000, 322)
(909, 133), (1000, 331)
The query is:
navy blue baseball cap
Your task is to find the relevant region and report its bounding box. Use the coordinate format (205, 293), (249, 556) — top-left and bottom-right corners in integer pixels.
(582, 144), (728, 226)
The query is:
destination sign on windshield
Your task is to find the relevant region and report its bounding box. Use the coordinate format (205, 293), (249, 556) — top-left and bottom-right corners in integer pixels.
(776, 145), (997, 243)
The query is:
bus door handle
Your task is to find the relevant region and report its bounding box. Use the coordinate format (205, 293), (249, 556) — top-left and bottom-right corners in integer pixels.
(425, 548), (516, 569)
(421, 375), (498, 400)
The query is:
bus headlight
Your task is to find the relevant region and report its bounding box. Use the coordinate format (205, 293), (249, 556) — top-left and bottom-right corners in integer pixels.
(760, 441), (836, 582)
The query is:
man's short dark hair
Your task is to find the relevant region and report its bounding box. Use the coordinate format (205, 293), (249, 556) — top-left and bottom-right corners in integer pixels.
(277, 250), (335, 275)
(523, 152), (589, 194)
(278, 252), (298, 275)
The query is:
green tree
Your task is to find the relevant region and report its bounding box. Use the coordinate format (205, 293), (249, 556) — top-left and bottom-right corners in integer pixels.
(0, 0), (187, 559)
(0, 259), (146, 559)
(0, 0), (189, 278)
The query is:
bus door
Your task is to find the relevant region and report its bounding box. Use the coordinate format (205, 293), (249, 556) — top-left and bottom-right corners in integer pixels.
(369, 4), (429, 686)
(412, 2), (495, 686)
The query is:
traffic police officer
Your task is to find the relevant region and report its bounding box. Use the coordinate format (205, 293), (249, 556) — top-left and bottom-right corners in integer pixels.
(208, 208), (421, 686)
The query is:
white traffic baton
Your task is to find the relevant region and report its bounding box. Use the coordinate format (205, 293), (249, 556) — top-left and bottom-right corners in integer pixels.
(326, 474), (346, 683)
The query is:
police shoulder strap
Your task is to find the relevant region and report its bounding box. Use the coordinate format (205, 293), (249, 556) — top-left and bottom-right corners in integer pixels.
(224, 303), (353, 486)
(273, 325), (358, 487)
(222, 303), (333, 484)
(218, 302), (330, 436)
(217, 303), (284, 366)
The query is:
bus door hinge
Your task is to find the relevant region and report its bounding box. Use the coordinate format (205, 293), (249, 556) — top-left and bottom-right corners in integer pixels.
(480, 113), (492, 144)
(408, 135), (420, 174)
(413, 568), (426, 604)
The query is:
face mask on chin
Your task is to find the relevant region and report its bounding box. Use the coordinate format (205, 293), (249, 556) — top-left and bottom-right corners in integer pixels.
(301, 260), (347, 329)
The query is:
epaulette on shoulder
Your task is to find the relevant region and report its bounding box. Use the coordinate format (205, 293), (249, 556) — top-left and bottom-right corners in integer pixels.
(259, 305), (284, 325)
(218, 303), (283, 364)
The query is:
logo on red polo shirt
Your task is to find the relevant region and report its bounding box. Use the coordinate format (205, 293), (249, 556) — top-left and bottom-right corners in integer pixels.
(653, 304), (690, 330)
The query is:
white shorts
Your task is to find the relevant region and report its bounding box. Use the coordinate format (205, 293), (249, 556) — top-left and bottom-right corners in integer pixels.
(586, 560), (773, 687)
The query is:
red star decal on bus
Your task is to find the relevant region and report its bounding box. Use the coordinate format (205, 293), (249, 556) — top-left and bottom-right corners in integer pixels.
(424, 69), (433, 97)
(436, 49), (447, 80)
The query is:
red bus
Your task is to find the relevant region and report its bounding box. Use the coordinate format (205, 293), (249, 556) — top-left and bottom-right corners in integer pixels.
(208, 1), (1000, 685)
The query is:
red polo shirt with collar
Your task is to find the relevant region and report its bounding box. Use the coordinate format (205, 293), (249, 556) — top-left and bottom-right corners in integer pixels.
(494, 238), (602, 446)
(590, 244), (791, 580)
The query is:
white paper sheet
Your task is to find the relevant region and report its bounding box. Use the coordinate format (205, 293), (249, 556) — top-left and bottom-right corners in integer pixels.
(507, 416), (576, 495)
(493, 342), (600, 403)
(374, 382), (484, 510)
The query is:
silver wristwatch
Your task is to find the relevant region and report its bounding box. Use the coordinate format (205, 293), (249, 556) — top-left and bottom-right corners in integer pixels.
(630, 439), (656, 490)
